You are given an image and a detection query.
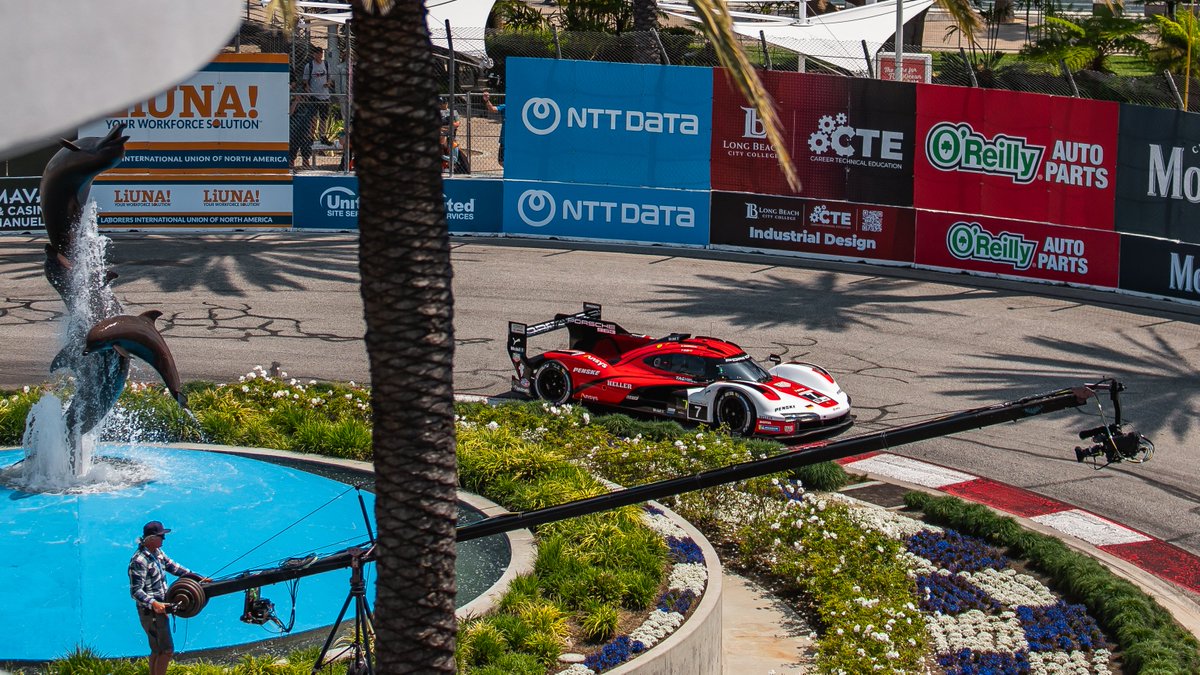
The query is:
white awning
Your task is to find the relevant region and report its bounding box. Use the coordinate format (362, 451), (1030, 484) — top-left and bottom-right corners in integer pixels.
(659, 0), (935, 75)
(297, 0), (497, 66)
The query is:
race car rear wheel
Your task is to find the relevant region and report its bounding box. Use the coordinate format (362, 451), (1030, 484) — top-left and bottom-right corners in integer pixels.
(714, 389), (755, 436)
(534, 360), (573, 405)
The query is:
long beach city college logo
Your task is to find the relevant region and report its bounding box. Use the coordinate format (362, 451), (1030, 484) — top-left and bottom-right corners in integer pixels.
(807, 113), (904, 164)
(517, 189), (556, 227)
(522, 98), (561, 135)
(742, 107), (766, 139)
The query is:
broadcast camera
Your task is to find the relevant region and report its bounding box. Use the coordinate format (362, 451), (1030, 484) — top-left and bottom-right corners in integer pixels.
(1075, 423), (1153, 466)
(241, 587), (279, 627)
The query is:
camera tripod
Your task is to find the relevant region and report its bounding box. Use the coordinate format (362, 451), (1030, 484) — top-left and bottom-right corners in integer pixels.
(312, 546), (375, 675)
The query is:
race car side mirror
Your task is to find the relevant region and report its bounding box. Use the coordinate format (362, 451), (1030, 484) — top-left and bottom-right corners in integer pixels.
(768, 354), (782, 365)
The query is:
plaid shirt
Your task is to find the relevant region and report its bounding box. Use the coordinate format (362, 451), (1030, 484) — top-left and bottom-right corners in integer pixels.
(129, 546), (191, 610)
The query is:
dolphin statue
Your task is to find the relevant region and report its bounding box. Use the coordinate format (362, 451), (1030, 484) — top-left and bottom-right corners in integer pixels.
(39, 122), (129, 260)
(83, 310), (186, 406)
(51, 347), (131, 437)
(43, 245), (122, 318)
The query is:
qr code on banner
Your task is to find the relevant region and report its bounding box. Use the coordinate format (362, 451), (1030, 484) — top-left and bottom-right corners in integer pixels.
(862, 210), (883, 232)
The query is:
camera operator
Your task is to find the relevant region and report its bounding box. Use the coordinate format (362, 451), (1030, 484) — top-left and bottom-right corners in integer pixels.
(128, 521), (210, 675)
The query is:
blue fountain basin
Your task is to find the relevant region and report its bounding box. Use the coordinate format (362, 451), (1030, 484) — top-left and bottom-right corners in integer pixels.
(0, 445), (384, 661)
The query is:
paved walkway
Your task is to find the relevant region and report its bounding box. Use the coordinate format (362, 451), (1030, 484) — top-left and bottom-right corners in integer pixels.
(719, 450), (1200, 673)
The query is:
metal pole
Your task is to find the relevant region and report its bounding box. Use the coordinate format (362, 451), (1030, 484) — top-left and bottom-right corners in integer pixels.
(895, 0), (903, 80)
(551, 26), (562, 59)
(760, 31), (772, 70)
(446, 20), (456, 177)
(1165, 71), (1186, 110)
(959, 46), (979, 87)
(862, 40), (874, 78)
(1059, 59), (1080, 97)
(651, 28), (670, 65)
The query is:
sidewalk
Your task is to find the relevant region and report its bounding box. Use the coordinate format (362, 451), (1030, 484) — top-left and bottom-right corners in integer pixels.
(719, 451), (1200, 673)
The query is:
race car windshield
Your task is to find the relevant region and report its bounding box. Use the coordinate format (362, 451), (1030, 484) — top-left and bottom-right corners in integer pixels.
(713, 358), (771, 383)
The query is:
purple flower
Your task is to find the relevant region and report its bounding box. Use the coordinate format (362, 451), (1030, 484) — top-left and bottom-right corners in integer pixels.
(666, 536), (704, 564)
(937, 648), (1031, 675)
(1016, 602), (1105, 652)
(907, 529), (1009, 574)
(917, 572), (1001, 615)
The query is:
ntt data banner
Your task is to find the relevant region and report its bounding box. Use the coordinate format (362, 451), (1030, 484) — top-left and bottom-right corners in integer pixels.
(915, 211), (1119, 287)
(1115, 104), (1200, 244)
(0, 177), (43, 231)
(503, 180), (709, 245)
(504, 58), (712, 190)
(915, 85), (1118, 230)
(712, 70), (916, 206)
(710, 191), (915, 263)
(92, 177), (292, 228)
(78, 54), (290, 171)
(1119, 234), (1200, 303)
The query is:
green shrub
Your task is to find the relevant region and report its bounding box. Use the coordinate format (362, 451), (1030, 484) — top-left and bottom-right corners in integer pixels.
(579, 601), (620, 642)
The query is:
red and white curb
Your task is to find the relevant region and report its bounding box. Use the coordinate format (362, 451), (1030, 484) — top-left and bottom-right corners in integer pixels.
(837, 451), (1200, 595)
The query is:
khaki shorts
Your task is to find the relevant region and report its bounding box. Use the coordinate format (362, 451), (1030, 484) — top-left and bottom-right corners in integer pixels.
(138, 608), (174, 654)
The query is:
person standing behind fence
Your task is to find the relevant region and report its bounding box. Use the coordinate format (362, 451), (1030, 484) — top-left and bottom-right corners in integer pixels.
(303, 47), (334, 145)
(483, 91), (506, 166)
(289, 94), (315, 168)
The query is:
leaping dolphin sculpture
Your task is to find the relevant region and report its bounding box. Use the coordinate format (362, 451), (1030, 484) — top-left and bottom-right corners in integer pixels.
(83, 310), (186, 406)
(39, 123), (129, 261)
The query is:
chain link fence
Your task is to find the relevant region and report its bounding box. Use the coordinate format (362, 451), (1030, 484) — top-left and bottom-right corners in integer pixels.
(221, 0), (1200, 178)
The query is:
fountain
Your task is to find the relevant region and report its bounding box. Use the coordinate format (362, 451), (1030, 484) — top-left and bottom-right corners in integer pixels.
(0, 129), (514, 663)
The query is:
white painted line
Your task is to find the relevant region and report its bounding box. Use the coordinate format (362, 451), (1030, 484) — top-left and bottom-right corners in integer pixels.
(842, 454), (978, 489)
(1031, 509), (1151, 547)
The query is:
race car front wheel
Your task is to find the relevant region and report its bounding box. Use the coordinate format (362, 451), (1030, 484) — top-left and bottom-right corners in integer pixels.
(534, 360), (573, 405)
(714, 389), (755, 436)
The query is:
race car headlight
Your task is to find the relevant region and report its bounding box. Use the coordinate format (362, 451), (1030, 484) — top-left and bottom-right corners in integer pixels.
(782, 412), (820, 423)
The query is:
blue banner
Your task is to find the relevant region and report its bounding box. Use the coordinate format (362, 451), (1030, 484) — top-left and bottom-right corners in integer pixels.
(503, 180), (709, 245)
(293, 175), (502, 233)
(504, 58), (712, 190)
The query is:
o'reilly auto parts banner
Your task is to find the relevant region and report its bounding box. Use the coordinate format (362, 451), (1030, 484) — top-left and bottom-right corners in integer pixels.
(504, 58), (712, 190)
(92, 176), (293, 228)
(915, 211), (1119, 287)
(710, 191), (915, 263)
(711, 70), (916, 206)
(503, 180), (709, 245)
(1115, 104), (1200, 244)
(915, 85), (1118, 230)
(0, 177), (42, 231)
(1119, 234), (1200, 303)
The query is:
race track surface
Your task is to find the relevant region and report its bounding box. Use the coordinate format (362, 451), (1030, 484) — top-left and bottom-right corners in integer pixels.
(2, 232), (1198, 559)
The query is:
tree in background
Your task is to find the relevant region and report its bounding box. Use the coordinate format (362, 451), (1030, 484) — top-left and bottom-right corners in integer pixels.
(1149, 8), (1200, 76)
(1020, 14), (1148, 72)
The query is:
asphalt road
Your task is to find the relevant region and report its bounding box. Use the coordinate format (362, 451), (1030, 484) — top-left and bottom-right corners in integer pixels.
(3, 232), (1199, 558)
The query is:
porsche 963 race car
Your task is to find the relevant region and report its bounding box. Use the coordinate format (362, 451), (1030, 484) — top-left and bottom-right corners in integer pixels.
(508, 304), (853, 437)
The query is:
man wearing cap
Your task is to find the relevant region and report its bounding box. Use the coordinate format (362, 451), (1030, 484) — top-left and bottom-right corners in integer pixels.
(128, 521), (207, 675)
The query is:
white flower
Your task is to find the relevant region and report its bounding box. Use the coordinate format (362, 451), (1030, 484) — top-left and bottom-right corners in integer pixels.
(242, 386), (250, 393)
(485, 421), (500, 431)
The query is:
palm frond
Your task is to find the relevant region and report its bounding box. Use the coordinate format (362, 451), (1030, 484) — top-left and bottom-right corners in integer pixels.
(688, 0), (800, 191)
(936, 0), (983, 45)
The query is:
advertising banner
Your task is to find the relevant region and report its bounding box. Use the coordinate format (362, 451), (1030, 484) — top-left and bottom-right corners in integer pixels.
(292, 175), (503, 233)
(710, 191), (915, 263)
(504, 58), (712, 190)
(1118, 234), (1200, 303)
(78, 54), (290, 172)
(915, 210), (1119, 287)
(92, 176), (293, 228)
(0, 177), (43, 231)
(1115, 104), (1200, 244)
(915, 85), (1118, 230)
(711, 70), (916, 206)
(503, 180), (709, 245)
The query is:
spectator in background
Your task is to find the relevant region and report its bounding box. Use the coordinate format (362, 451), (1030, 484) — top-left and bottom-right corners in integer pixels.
(482, 91), (506, 166)
(302, 47), (334, 145)
(289, 94), (314, 169)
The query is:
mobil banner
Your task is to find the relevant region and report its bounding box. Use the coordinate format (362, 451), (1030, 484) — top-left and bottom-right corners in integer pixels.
(711, 70), (916, 205)
(78, 54), (290, 172)
(503, 180), (709, 245)
(1119, 234), (1200, 303)
(1115, 104), (1200, 244)
(92, 176), (293, 228)
(504, 58), (712, 190)
(915, 211), (1119, 287)
(915, 85), (1118, 230)
(0, 177), (43, 231)
(710, 191), (915, 263)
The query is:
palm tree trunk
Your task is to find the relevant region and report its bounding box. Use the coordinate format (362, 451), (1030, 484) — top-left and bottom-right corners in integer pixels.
(633, 0), (658, 33)
(352, 2), (458, 672)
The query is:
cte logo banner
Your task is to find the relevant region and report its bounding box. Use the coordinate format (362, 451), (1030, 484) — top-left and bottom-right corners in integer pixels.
(915, 210), (1119, 287)
(504, 58), (712, 190)
(915, 85), (1118, 230)
(711, 70), (916, 206)
(502, 180), (709, 245)
(710, 191), (915, 263)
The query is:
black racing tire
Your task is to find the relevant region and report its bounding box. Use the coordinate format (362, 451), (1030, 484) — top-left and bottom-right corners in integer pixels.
(714, 389), (756, 436)
(534, 360), (573, 405)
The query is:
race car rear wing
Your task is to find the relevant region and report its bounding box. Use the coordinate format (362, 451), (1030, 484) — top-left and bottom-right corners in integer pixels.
(508, 303), (610, 395)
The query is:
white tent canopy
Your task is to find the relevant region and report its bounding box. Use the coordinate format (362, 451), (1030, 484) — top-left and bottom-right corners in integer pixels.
(659, 0), (935, 75)
(296, 0), (497, 65)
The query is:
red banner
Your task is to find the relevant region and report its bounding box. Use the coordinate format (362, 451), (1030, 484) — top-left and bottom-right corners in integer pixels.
(915, 211), (1120, 287)
(915, 85), (1118, 230)
(711, 69), (916, 206)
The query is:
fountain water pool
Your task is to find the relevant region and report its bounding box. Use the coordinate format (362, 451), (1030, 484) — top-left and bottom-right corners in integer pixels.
(0, 445), (509, 662)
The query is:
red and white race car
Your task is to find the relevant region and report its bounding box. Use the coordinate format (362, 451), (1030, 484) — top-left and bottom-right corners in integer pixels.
(508, 304), (853, 438)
